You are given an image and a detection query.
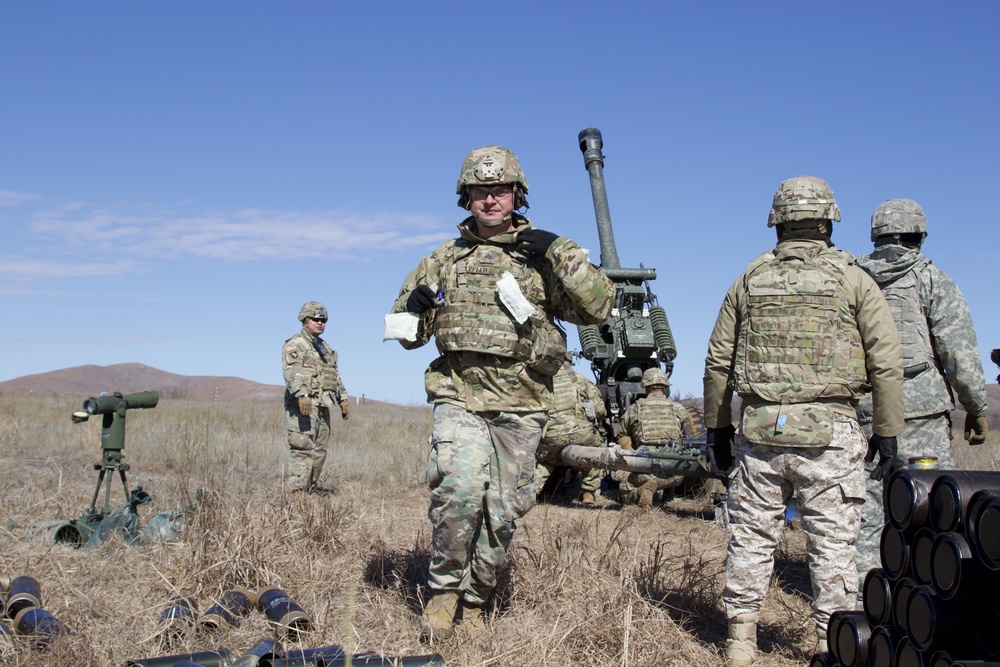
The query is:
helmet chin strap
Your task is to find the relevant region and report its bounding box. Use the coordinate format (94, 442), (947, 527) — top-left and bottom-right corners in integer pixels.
(474, 212), (513, 228)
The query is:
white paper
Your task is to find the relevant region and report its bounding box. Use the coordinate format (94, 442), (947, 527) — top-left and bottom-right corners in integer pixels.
(496, 271), (535, 324)
(383, 312), (420, 342)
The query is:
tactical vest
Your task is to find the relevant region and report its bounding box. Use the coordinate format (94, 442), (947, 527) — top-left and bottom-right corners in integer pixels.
(287, 334), (339, 397)
(633, 396), (682, 445)
(733, 247), (868, 403)
(434, 241), (566, 375)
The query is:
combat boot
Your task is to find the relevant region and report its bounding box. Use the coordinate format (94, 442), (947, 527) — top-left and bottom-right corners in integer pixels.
(455, 602), (485, 637)
(726, 613), (758, 666)
(638, 480), (659, 507)
(420, 591), (459, 643)
(579, 491), (596, 506)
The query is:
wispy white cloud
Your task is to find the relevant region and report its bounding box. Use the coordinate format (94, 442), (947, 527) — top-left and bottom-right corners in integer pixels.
(0, 189), (43, 208)
(0, 257), (144, 280)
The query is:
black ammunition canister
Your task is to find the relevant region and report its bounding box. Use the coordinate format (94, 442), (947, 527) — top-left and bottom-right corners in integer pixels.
(975, 602), (1000, 659)
(231, 637), (283, 667)
(124, 648), (237, 667)
(930, 472), (1000, 534)
(887, 469), (941, 533)
(964, 491), (997, 560)
(891, 577), (917, 636)
(316, 656), (447, 667)
(881, 525), (911, 581)
(968, 496), (1000, 571)
(260, 645), (346, 665)
(808, 652), (836, 667)
(12, 607), (72, 647)
(4, 576), (41, 619)
(197, 588), (254, 630)
(868, 626), (899, 667)
(863, 568), (893, 627)
(159, 595), (198, 640)
(255, 587), (313, 634)
(262, 660), (321, 667)
(831, 610), (870, 667)
(894, 636), (924, 667)
(911, 527), (936, 586)
(927, 651), (954, 667)
(906, 585), (977, 653)
(930, 531), (997, 601)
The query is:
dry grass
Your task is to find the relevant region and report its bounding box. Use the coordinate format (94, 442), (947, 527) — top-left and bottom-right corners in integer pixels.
(0, 393), (997, 666)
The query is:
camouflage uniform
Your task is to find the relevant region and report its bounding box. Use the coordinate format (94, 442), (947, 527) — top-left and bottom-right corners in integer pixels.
(391, 146), (614, 615)
(617, 393), (690, 503)
(854, 199), (989, 581)
(703, 177), (904, 652)
(534, 358), (607, 497)
(282, 303), (349, 493)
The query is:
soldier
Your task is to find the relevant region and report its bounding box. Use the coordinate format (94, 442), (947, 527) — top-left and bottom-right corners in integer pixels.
(854, 199), (989, 583)
(703, 176), (903, 665)
(281, 301), (350, 495)
(390, 145), (613, 641)
(616, 367), (690, 507)
(534, 356), (607, 505)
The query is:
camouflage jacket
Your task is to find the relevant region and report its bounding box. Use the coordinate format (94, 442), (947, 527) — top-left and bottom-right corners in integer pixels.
(621, 394), (690, 446)
(282, 329), (347, 407)
(855, 245), (987, 421)
(392, 215), (614, 412)
(704, 239), (904, 444)
(543, 360), (607, 440)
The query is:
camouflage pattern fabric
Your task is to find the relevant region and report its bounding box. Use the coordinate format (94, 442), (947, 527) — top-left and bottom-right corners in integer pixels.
(535, 427), (605, 494)
(282, 329), (348, 491)
(855, 414), (953, 581)
(723, 418), (866, 634)
(426, 403), (546, 605)
(617, 395), (690, 501)
(391, 214), (614, 413)
(767, 176), (841, 227)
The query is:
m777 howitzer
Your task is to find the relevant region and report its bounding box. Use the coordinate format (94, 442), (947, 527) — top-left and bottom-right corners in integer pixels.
(559, 128), (726, 482)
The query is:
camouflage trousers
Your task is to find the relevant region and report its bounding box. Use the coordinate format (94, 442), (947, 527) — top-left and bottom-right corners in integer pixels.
(284, 396), (332, 492)
(426, 403), (546, 606)
(534, 428), (604, 495)
(723, 418), (866, 633)
(617, 444), (684, 503)
(856, 412), (953, 585)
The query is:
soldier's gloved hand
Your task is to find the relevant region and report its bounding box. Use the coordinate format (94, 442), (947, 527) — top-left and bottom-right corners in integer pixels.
(340, 399), (350, 420)
(297, 396), (313, 415)
(516, 229), (559, 258)
(707, 425), (736, 471)
(866, 434), (897, 480)
(405, 285), (439, 314)
(618, 435), (633, 450)
(965, 413), (988, 445)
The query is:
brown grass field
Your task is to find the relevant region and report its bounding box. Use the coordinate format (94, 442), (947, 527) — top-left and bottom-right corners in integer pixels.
(1, 393), (998, 666)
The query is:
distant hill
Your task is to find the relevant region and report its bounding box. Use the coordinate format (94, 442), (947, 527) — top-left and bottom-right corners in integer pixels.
(0, 363), (286, 402)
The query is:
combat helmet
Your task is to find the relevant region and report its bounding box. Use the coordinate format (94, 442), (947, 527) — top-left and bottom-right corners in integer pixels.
(298, 301), (328, 322)
(870, 198), (927, 242)
(456, 145), (529, 210)
(641, 367), (670, 390)
(767, 176), (842, 227)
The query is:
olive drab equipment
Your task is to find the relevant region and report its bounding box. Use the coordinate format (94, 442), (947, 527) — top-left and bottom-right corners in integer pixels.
(767, 176), (842, 227)
(456, 145), (529, 210)
(633, 397), (684, 446)
(870, 198), (928, 242)
(733, 247), (867, 403)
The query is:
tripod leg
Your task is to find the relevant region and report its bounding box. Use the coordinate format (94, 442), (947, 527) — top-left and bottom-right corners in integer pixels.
(89, 468), (107, 515)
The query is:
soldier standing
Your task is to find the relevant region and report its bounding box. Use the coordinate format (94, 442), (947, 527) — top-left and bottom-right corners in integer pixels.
(534, 356), (607, 506)
(703, 176), (904, 665)
(854, 199), (989, 582)
(282, 301), (350, 495)
(616, 367), (690, 506)
(390, 145), (613, 641)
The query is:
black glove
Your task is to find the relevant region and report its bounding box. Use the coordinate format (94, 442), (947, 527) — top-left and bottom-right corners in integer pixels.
(516, 229), (559, 257)
(707, 424), (736, 471)
(405, 285), (439, 314)
(866, 434), (897, 481)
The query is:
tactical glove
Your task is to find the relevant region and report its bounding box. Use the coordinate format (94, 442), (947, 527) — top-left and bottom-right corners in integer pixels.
(866, 434), (897, 481)
(618, 435), (633, 450)
(297, 396), (313, 415)
(965, 413), (988, 446)
(340, 399), (350, 420)
(516, 229), (559, 258)
(707, 424), (736, 471)
(406, 285), (439, 314)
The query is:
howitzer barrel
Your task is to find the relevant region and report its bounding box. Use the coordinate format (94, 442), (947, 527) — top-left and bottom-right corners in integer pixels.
(126, 648), (237, 667)
(578, 128), (620, 270)
(557, 443), (722, 480)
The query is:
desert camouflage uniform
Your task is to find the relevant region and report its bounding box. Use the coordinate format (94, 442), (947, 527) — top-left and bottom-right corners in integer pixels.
(282, 330), (348, 491)
(617, 394), (690, 503)
(703, 238), (904, 635)
(534, 358), (607, 496)
(392, 214), (613, 605)
(854, 244), (988, 579)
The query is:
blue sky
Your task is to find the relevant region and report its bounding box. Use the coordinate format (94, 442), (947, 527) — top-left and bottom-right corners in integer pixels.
(1, 2), (997, 405)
